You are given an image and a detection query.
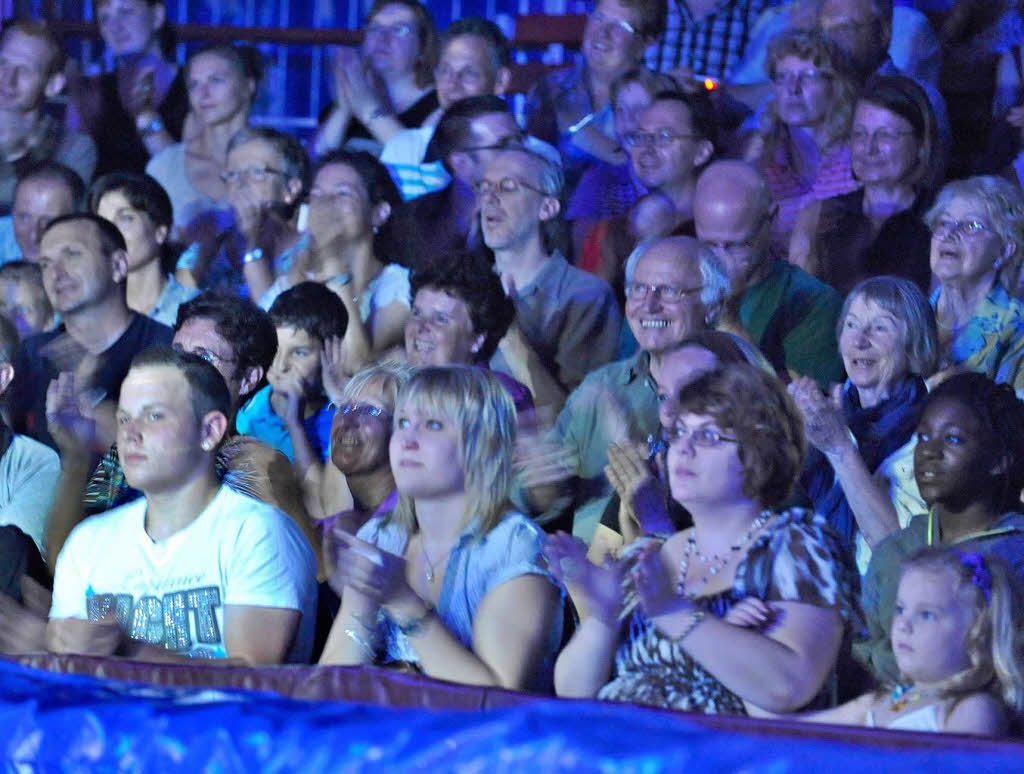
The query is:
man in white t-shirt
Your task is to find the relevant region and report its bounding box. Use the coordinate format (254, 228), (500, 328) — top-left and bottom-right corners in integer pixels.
(379, 17), (510, 200)
(47, 346), (317, 664)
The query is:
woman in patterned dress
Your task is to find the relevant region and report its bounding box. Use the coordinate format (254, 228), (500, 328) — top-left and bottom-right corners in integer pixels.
(547, 363), (860, 714)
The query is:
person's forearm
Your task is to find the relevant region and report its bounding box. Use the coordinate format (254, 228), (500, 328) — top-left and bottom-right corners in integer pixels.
(826, 444), (900, 548)
(314, 104), (351, 157)
(242, 255), (274, 302)
(497, 333), (567, 416)
(123, 640), (248, 666)
(44, 457), (93, 568)
(286, 420), (320, 479)
(554, 615), (620, 698)
(363, 112), (403, 145)
(652, 609), (829, 712)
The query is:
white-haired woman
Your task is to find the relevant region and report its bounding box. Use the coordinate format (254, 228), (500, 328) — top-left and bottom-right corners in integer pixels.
(319, 366), (563, 690)
(924, 175), (1024, 395)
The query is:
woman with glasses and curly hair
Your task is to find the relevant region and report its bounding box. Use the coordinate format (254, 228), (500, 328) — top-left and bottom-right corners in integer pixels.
(548, 363), (859, 715)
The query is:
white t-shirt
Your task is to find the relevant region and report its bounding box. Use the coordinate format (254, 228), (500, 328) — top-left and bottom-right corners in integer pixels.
(0, 434), (59, 555)
(50, 484), (317, 663)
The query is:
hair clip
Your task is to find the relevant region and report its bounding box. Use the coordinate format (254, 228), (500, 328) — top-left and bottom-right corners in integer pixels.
(956, 551), (992, 603)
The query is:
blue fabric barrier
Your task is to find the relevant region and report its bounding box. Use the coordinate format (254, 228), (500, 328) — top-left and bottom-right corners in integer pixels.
(1, 657), (1020, 772)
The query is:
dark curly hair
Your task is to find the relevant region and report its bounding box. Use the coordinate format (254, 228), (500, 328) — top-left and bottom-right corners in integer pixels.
(675, 364), (805, 507)
(923, 373), (1024, 513)
(408, 248), (514, 363)
(175, 291), (277, 378)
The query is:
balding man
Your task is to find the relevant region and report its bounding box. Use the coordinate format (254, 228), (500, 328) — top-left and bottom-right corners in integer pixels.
(695, 160), (844, 387)
(534, 235), (729, 541)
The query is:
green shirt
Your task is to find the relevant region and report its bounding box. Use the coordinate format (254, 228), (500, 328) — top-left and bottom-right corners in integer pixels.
(739, 257), (846, 388)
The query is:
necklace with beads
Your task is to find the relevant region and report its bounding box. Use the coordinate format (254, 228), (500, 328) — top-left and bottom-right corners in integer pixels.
(889, 683), (942, 712)
(677, 510), (774, 598)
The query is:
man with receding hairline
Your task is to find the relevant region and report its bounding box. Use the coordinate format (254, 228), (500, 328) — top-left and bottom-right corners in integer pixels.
(695, 160), (844, 387)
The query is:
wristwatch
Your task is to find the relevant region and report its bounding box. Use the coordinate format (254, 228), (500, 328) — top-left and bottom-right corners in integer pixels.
(135, 113), (165, 136)
(242, 247), (265, 264)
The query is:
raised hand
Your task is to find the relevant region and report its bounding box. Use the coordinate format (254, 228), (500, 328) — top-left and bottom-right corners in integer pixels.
(45, 372), (99, 461)
(723, 596), (774, 629)
(787, 376), (850, 456)
(629, 542), (686, 618)
(328, 529), (417, 613)
(544, 531), (623, 625)
(320, 335), (350, 406)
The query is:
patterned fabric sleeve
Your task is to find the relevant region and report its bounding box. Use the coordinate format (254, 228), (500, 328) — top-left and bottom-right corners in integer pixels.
(739, 509), (864, 632)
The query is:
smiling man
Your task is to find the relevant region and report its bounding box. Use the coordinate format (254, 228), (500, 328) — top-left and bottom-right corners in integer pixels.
(533, 235), (729, 540)
(8, 213), (172, 449)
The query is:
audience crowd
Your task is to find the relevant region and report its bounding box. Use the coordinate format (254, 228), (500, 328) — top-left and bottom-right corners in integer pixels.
(3, 0), (1024, 740)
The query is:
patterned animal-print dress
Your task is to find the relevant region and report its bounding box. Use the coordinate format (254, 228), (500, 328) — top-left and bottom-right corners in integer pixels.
(598, 508), (861, 714)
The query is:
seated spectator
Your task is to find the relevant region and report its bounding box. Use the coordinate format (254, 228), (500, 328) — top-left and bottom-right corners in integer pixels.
(46, 346), (317, 664)
(790, 76), (939, 295)
(0, 261), (55, 338)
(793, 547), (1022, 735)
(67, 0), (189, 177)
(314, 0), (439, 157)
(2, 163), (84, 266)
(527, 236), (729, 541)
(789, 276), (936, 573)
(858, 373), (1024, 685)
(317, 362), (412, 531)
(384, 95), (528, 270)
(548, 364), (859, 714)
(405, 248), (532, 418)
(380, 17), (510, 200)
(924, 176), (1024, 394)
(320, 366), (564, 691)
(0, 313), (58, 557)
(571, 67), (675, 273)
(9, 213), (173, 450)
(612, 88), (717, 235)
(236, 282), (346, 478)
(748, 30), (858, 244)
(264, 150), (408, 372)
(695, 160), (845, 387)
(89, 172), (197, 326)
(0, 20), (96, 213)
(176, 127), (308, 301)
(480, 147), (621, 406)
(146, 43), (261, 239)
(525, 0), (667, 199)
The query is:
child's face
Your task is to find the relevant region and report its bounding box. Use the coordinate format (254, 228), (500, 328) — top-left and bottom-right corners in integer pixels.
(0, 278), (51, 337)
(268, 326), (324, 399)
(891, 566), (975, 684)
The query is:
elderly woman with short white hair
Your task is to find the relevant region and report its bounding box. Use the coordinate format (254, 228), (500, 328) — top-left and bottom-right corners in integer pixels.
(923, 175), (1024, 396)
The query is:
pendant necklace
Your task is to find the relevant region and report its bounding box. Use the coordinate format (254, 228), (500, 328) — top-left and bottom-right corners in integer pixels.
(677, 510), (773, 597)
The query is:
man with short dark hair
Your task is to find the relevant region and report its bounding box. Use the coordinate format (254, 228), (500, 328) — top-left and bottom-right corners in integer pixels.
(0, 163), (83, 265)
(0, 20), (95, 212)
(380, 17), (512, 200)
(46, 347), (317, 665)
(8, 213), (173, 449)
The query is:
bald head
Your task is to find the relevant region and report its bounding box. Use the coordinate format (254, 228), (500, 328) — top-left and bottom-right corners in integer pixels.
(694, 161), (776, 292)
(818, 0), (891, 77)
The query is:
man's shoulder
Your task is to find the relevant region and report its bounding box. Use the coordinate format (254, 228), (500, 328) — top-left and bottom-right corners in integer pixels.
(66, 496), (146, 546)
(1, 433), (59, 470)
(549, 255), (616, 303)
(120, 314), (174, 348)
(769, 258), (842, 307)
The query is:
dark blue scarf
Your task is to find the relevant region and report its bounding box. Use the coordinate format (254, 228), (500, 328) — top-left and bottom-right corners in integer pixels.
(800, 375), (927, 548)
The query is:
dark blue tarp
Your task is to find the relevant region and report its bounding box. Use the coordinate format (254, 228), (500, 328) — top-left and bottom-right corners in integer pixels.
(0, 657), (1019, 773)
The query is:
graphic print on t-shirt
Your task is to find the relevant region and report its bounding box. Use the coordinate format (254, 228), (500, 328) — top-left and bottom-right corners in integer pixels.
(86, 584), (226, 658)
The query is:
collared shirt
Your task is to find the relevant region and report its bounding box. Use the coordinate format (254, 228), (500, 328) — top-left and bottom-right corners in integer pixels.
(490, 251), (622, 393)
(931, 282), (1024, 398)
(545, 352), (661, 542)
(739, 257), (846, 388)
(379, 125), (450, 201)
(357, 510), (563, 692)
(647, 0), (774, 79)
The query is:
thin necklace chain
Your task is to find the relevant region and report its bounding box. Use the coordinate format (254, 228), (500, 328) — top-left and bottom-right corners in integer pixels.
(677, 510), (774, 598)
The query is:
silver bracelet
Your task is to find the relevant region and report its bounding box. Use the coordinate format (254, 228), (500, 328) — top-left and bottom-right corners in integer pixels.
(343, 626), (376, 657)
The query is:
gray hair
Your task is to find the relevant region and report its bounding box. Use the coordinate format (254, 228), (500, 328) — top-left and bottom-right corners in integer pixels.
(342, 361), (416, 414)
(624, 238), (731, 327)
(227, 126), (310, 192)
(838, 275), (937, 377)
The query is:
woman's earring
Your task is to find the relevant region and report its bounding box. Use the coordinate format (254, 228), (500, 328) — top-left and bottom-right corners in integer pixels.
(202, 441), (212, 451)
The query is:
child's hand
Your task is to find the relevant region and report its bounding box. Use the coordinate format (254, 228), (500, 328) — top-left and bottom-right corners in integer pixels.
(723, 597), (773, 629)
(320, 336), (348, 406)
(275, 372), (309, 426)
